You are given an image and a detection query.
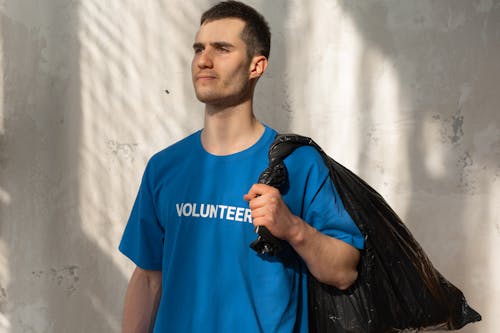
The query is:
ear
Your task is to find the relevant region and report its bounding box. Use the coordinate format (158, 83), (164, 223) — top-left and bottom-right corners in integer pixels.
(249, 55), (268, 80)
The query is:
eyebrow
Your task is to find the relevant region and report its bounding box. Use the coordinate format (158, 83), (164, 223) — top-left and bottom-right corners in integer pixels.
(192, 41), (235, 50)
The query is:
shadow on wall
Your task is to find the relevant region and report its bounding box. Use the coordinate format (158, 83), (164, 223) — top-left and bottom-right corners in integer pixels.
(0, 0), (270, 331)
(256, 0), (292, 131)
(263, 0), (496, 332)
(1, 0), (496, 332)
(332, 1), (498, 332)
(0, 1), (127, 331)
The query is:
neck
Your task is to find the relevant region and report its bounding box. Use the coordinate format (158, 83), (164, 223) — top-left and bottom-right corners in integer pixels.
(201, 98), (265, 155)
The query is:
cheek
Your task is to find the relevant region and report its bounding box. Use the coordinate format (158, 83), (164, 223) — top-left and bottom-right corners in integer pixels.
(225, 65), (250, 85)
(190, 58), (196, 75)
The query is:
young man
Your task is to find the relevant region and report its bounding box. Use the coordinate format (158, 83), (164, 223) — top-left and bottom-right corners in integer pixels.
(119, 1), (364, 332)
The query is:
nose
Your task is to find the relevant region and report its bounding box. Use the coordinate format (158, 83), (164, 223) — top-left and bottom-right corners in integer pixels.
(196, 49), (213, 69)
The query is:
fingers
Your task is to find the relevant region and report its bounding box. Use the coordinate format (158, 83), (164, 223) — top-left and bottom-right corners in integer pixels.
(244, 184), (282, 229)
(244, 183), (297, 241)
(244, 183), (279, 202)
(250, 202), (277, 220)
(244, 185), (280, 214)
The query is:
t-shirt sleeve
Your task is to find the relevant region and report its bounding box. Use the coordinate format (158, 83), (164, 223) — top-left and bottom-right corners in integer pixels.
(284, 146), (364, 250)
(119, 160), (164, 270)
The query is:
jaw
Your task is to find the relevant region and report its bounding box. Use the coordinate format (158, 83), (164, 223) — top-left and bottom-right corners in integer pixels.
(194, 78), (255, 109)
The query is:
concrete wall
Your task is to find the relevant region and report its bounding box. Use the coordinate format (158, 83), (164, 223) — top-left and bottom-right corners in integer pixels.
(0, 0), (498, 332)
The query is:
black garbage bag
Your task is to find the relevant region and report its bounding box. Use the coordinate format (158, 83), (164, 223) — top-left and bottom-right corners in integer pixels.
(253, 134), (481, 332)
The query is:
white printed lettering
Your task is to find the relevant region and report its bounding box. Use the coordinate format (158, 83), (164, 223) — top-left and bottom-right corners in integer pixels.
(244, 208), (253, 223)
(176, 203), (183, 216)
(226, 206), (236, 220)
(175, 202), (253, 224)
(182, 203), (192, 216)
(200, 204), (210, 218)
(235, 207), (244, 222)
(210, 205), (217, 218)
(218, 205), (228, 219)
(192, 203), (200, 217)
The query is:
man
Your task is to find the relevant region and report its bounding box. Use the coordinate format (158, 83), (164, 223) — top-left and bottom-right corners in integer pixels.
(119, 1), (364, 332)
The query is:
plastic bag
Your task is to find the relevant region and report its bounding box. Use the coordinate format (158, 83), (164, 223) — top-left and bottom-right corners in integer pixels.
(255, 134), (481, 332)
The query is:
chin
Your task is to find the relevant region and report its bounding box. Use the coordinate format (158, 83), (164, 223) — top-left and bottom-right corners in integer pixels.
(196, 94), (220, 104)
(195, 90), (225, 103)
(195, 89), (248, 107)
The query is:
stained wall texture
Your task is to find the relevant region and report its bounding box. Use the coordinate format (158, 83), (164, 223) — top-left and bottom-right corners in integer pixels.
(0, 0), (499, 332)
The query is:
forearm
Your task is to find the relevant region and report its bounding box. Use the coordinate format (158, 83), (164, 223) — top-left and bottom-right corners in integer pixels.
(245, 184), (360, 289)
(287, 216), (360, 290)
(122, 268), (162, 333)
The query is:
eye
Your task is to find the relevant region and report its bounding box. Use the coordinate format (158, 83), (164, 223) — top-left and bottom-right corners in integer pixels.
(193, 44), (204, 54)
(217, 47), (230, 53)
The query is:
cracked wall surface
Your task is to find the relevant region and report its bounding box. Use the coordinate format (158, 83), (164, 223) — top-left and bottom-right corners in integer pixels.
(1, 0), (499, 332)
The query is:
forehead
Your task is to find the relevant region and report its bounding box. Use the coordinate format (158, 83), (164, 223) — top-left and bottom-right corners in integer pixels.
(194, 18), (246, 44)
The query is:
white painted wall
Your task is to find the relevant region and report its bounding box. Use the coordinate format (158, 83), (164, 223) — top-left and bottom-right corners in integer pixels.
(1, 0), (498, 332)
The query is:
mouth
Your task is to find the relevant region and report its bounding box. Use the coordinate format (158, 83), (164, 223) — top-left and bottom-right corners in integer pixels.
(196, 77), (216, 82)
(195, 73), (217, 81)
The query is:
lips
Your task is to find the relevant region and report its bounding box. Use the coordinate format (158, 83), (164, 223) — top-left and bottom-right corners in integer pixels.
(196, 73), (217, 81)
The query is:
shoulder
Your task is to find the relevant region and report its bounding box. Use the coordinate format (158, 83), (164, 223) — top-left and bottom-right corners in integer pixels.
(143, 130), (201, 180)
(149, 131), (200, 165)
(284, 145), (324, 164)
(283, 145), (328, 177)
(281, 143), (331, 202)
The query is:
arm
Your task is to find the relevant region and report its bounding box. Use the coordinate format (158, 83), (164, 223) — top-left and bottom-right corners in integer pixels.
(122, 267), (162, 333)
(244, 184), (360, 290)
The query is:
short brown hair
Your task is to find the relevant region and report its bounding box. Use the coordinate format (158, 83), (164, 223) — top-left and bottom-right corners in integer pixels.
(200, 1), (271, 59)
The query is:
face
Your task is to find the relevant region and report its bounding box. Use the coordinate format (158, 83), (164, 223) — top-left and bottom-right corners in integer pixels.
(191, 18), (260, 107)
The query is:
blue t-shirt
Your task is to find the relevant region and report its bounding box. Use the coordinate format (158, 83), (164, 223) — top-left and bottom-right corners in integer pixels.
(119, 125), (364, 332)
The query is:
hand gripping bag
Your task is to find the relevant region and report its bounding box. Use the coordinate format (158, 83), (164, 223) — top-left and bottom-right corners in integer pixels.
(253, 134), (481, 333)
